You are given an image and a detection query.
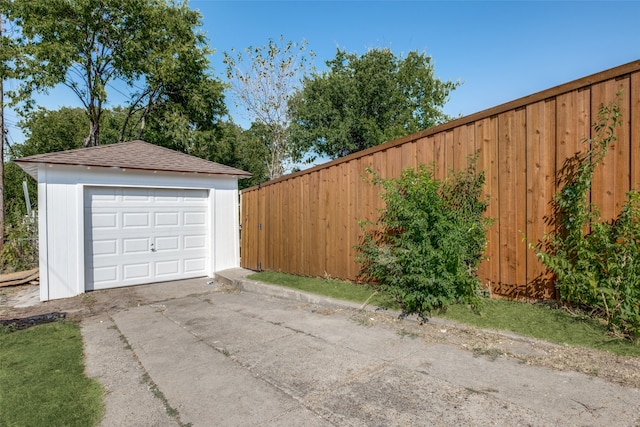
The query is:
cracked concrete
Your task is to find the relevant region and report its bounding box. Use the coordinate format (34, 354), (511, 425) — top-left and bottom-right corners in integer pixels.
(78, 272), (640, 426)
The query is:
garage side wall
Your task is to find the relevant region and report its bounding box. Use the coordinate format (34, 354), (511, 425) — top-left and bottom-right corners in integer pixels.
(211, 180), (242, 272)
(37, 164), (240, 301)
(37, 166), (84, 300)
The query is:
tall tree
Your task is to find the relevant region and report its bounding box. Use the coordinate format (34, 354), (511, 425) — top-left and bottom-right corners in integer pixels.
(0, 0), (225, 147)
(224, 37), (313, 179)
(4, 107), (122, 214)
(202, 121), (269, 190)
(289, 48), (460, 159)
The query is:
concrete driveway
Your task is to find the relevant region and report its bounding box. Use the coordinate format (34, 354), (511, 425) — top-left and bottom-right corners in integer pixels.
(81, 270), (640, 426)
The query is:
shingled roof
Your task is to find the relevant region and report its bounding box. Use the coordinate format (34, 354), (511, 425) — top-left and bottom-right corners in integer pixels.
(14, 140), (252, 179)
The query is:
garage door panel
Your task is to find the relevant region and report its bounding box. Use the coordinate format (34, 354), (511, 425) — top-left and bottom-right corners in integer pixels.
(155, 236), (179, 251)
(181, 190), (208, 202)
(85, 186), (210, 291)
(93, 239), (118, 256)
(94, 265), (118, 283)
(85, 188), (117, 206)
(184, 235), (205, 249)
(184, 257), (206, 273)
(92, 213), (118, 229)
(154, 193), (181, 203)
(123, 212), (151, 228)
(122, 194), (152, 203)
(123, 263), (151, 280)
(155, 211), (179, 227)
(123, 237), (150, 254)
(184, 211), (206, 226)
(155, 260), (180, 277)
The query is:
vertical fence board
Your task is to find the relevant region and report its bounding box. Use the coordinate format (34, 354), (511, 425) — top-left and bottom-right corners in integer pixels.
(270, 184), (280, 270)
(416, 135), (435, 167)
(497, 109), (527, 297)
(300, 174), (310, 275)
(445, 130), (455, 174)
(433, 132), (446, 179)
(308, 171), (320, 275)
(525, 99), (556, 299)
(336, 164), (348, 277)
(281, 180), (290, 272)
(633, 72), (640, 189)
(591, 78), (631, 222)
(556, 88), (591, 207)
(294, 179), (303, 274)
(257, 186), (266, 270)
(387, 146), (402, 178)
(453, 124), (473, 171)
(240, 189), (257, 270)
(326, 166), (337, 276)
(316, 168), (329, 276)
(402, 141), (417, 171)
(347, 160), (360, 279)
(476, 117), (500, 290)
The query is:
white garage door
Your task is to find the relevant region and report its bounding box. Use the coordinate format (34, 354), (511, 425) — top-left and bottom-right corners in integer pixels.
(84, 187), (209, 291)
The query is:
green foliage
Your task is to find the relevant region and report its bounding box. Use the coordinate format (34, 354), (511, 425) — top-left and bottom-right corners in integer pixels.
(0, 322), (104, 426)
(289, 48), (460, 159)
(3, 107), (127, 224)
(0, 211), (38, 273)
(248, 271), (397, 309)
(224, 36), (314, 179)
(356, 161), (491, 318)
(534, 99), (640, 339)
(441, 299), (640, 357)
(165, 120), (270, 190)
(1, 0), (224, 147)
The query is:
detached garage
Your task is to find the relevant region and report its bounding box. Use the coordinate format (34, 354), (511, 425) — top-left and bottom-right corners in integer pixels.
(15, 140), (251, 301)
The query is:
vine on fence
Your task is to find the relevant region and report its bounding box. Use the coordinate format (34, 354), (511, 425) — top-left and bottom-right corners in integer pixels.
(534, 98), (640, 339)
(356, 160), (491, 318)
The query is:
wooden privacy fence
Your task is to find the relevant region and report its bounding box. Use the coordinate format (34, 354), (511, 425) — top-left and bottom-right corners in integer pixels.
(241, 60), (640, 299)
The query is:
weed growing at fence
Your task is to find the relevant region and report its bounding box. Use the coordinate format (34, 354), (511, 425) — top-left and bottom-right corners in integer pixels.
(534, 99), (640, 339)
(356, 160), (491, 319)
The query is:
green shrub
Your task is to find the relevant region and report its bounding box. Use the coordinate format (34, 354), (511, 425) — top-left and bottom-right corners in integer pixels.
(534, 98), (640, 339)
(1, 211), (39, 273)
(356, 160), (491, 318)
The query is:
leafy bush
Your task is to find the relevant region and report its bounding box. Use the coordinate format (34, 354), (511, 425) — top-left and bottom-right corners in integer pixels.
(534, 99), (640, 338)
(356, 160), (491, 318)
(1, 211), (39, 273)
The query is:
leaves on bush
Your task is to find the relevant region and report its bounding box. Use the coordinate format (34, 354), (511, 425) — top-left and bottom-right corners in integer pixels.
(356, 159), (491, 318)
(534, 97), (640, 339)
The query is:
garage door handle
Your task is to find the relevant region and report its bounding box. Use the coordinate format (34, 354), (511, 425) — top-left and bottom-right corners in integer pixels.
(150, 243), (156, 252)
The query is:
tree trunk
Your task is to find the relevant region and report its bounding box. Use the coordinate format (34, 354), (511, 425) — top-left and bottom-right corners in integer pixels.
(83, 118), (100, 147)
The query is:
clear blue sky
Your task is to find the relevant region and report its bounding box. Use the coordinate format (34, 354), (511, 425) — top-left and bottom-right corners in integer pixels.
(194, 0), (640, 120)
(4, 1), (640, 146)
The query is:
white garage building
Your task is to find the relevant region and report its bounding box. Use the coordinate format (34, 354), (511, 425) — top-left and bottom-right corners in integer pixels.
(15, 140), (251, 301)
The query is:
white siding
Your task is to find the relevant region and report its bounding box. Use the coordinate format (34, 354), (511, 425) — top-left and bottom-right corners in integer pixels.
(37, 164), (240, 301)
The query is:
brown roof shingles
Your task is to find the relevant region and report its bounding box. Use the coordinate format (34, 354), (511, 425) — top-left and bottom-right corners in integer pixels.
(14, 140), (252, 179)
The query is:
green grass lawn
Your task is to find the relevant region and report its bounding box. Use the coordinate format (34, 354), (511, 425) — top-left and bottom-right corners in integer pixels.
(249, 271), (640, 357)
(250, 271), (398, 309)
(0, 321), (104, 426)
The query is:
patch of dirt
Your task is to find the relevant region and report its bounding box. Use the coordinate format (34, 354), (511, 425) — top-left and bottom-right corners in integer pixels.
(2, 283), (639, 389)
(0, 284), (149, 322)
